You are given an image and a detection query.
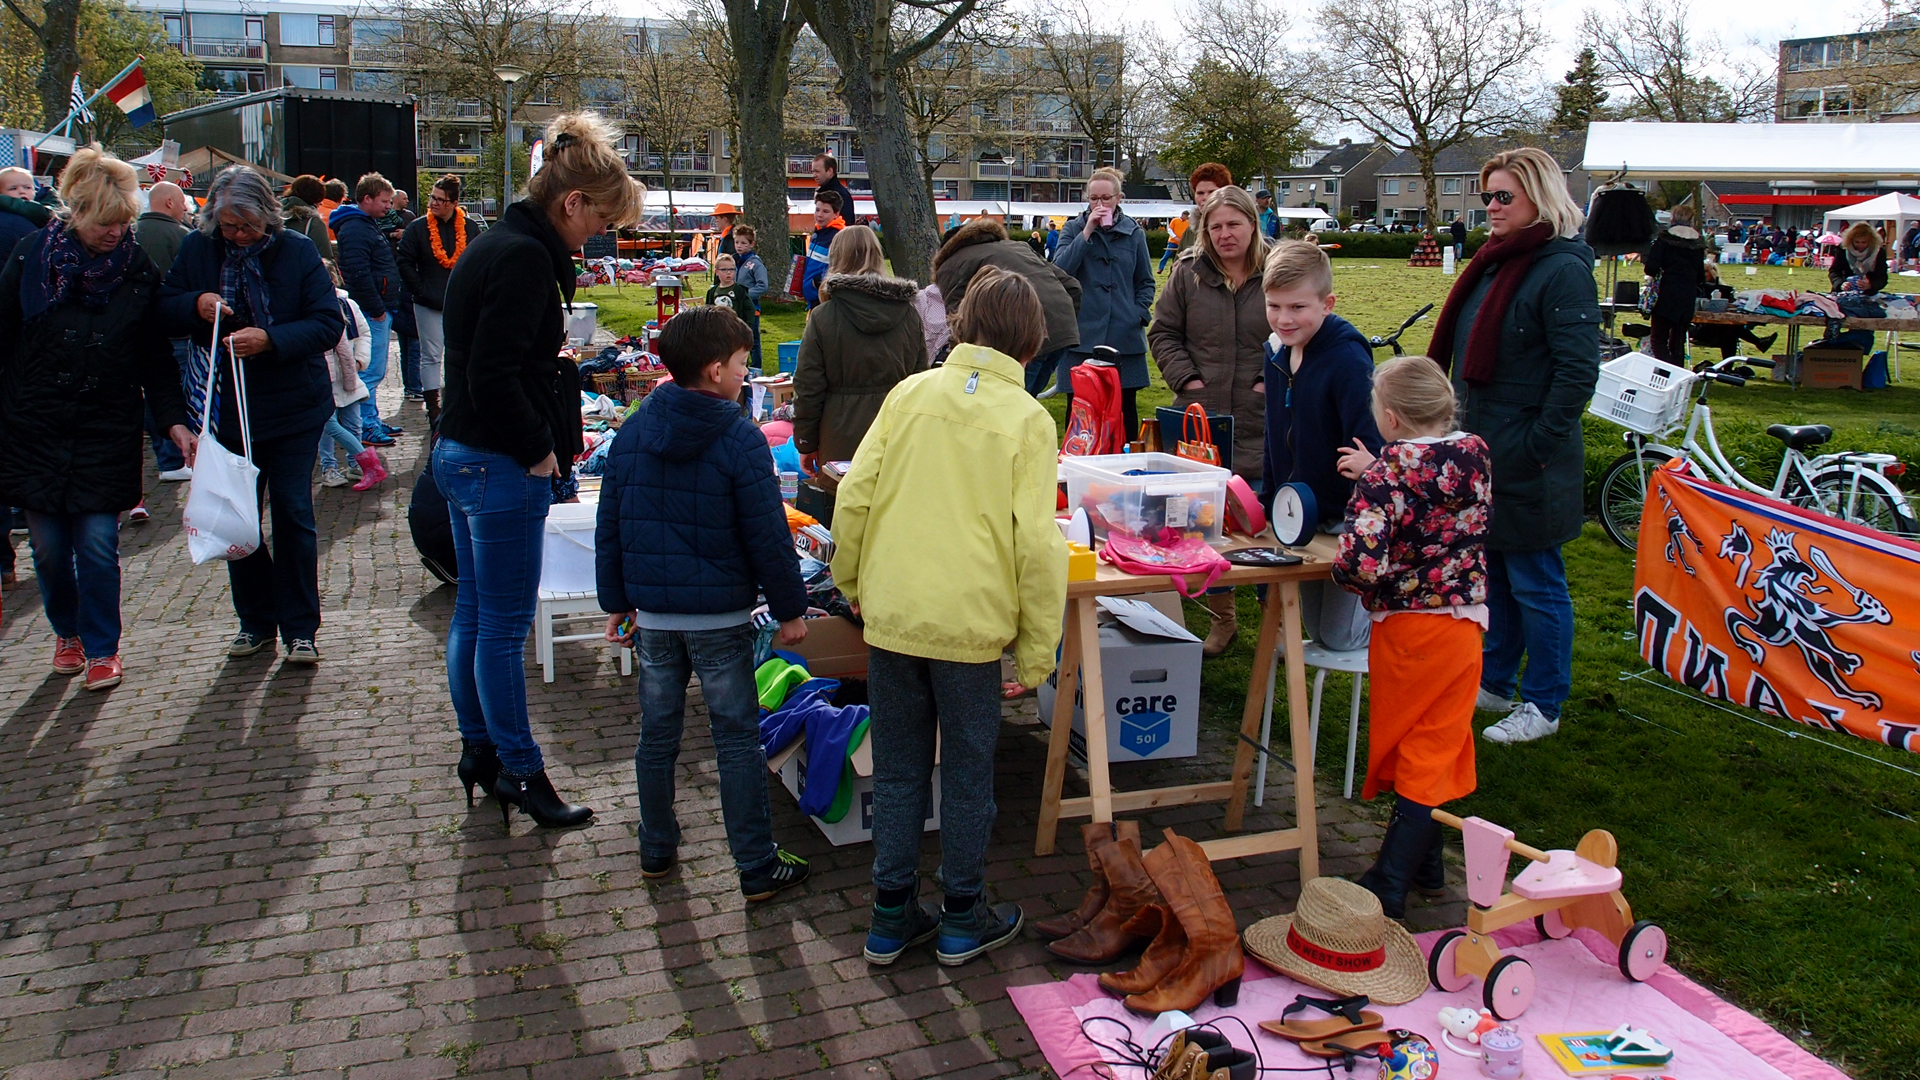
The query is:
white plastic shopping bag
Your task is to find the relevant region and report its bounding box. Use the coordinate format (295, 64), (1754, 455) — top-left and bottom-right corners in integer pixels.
(183, 320), (262, 564)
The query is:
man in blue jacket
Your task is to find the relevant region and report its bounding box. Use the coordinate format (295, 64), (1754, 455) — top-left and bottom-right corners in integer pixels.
(330, 173), (403, 443)
(596, 305), (812, 902)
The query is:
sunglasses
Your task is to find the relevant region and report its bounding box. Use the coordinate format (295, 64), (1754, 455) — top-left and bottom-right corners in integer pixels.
(1479, 190), (1516, 207)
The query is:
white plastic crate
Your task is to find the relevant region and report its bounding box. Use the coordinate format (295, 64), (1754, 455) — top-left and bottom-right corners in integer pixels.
(1588, 352), (1698, 435)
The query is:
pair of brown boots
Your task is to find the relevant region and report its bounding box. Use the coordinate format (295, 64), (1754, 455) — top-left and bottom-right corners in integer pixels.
(1034, 822), (1243, 1016)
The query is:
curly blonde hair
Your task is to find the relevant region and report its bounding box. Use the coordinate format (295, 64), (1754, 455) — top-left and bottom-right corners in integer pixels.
(58, 146), (139, 231)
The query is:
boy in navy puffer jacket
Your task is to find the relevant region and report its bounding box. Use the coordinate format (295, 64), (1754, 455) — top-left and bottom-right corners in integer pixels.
(596, 305), (813, 902)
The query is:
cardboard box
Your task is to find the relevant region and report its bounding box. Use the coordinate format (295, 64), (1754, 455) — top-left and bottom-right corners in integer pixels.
(790, 615), (868, 677)
(767, 718), (941, 846)
(1797, 345), (1864, 390)
(1038, 593), (1202, 763)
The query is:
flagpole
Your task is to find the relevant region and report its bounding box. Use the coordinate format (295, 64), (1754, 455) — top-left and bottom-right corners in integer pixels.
(32, 56), (145, 152)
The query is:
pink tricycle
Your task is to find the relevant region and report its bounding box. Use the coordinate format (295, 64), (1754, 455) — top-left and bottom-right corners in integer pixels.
(1425, 810), (1668, 1020)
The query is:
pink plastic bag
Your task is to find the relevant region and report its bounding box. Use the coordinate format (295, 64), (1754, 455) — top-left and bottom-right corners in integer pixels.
(1099, 534), (1229, 597)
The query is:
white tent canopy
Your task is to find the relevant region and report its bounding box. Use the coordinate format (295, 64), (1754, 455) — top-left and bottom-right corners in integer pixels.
(1582, 122), (1920, 183)
(1823, 192), (1920, 236)
(636, 190), (1200, 222)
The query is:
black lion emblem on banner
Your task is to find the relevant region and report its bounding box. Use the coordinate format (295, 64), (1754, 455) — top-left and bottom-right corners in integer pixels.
(1723, 528), (1891, 710)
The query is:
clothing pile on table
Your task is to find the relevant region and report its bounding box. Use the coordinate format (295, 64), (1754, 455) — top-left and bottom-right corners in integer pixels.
(576, 255), (711, 289)
(1729, 289), (1919, 321)
(756, 659), (871, 821)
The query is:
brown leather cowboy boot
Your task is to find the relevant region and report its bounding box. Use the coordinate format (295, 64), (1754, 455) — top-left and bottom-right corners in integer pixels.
(1098, 900), (1186, 995)
(1123, 829), (1244, 1015)
(1034, 820), (1141, 941)
(1048, 834), (1159, 963)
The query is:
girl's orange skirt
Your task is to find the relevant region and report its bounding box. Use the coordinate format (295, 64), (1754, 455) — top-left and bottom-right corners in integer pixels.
(1362, 612), (1479, 806)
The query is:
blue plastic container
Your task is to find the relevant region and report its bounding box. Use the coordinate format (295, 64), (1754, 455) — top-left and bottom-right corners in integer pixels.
(778, 341), (801, 373)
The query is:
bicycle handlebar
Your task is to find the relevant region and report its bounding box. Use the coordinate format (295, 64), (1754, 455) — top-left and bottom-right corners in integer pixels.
(1709, 372), (1748, 387)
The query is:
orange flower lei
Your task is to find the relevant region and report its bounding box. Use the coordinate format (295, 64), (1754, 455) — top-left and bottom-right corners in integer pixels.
(429, 208), (467, 269)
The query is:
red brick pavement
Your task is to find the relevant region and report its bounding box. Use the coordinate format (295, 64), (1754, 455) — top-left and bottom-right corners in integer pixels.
(0, 390), (1467, 1079)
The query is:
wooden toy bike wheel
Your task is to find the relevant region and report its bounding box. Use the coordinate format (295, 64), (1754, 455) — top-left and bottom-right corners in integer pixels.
(1534, 909), (1573, 939)
(1427, 930), (1474, 993)
(1483, 955), (1536, 1020)
(1619, 920), (1668, 982)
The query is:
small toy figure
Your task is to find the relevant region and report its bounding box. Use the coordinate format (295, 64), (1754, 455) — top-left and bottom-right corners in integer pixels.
(1438, 1006), (1501, 1045)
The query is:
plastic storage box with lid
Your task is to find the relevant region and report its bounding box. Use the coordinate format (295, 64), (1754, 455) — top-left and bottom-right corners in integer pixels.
(565, 301), (598, 346)
(1059, 452), (1232, 547)
(1588, 351), (1698, 436)
(539, 495), (600, 594)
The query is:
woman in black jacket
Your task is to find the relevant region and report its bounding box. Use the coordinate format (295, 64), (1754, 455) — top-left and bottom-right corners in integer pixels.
(397, 174), (483, 427)
(0, 148), (195, 690)
(434, 112), (645, 829)
(160, 165), (344, 667)
(1640, 205), (1706, 364)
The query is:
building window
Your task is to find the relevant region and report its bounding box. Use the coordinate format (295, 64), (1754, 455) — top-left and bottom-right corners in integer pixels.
(1468, 179), (1479, 195)
(1469, 209), (1487, 227)
(280, 14), (334, 46)
(1408, 180), (1419, 192)
(1280, 180), (1291, 193)
(1442, 178), (1461, 194)
(438, 128), (476, 151)
(280, 66), (335, 90)
(1382, 179), (1400, 195)
(352, 70), (405, 93)
(1323, 177), (1338, 195)
(164, 14), (182, 43)
(198, 68), (265, 94)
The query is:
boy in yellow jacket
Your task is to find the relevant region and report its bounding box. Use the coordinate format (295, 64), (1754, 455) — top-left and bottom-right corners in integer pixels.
(834, 267), (1069, 968)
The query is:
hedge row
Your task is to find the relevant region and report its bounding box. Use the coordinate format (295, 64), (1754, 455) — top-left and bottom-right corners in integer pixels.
(1013, 227), (1495, 260)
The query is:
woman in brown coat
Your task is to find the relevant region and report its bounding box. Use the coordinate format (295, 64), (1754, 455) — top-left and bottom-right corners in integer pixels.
(793, 225), (928, 472)
(1150, 185), (1271, 481)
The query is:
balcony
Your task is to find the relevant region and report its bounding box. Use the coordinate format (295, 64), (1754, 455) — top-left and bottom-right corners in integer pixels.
(973, 161), (1012, 180)
(787, 155), (866, 176)
(351, 43), (407, 66)
(190, 37), (266, 61)
(423, 150), (482, 168)
(1024, 161), (1087, 179)
(423, 98), (487, 119)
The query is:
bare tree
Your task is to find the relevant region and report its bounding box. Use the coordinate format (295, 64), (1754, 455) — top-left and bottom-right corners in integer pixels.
(894, 10), (1025, 202)
(1, 0), (83, 128)
(703, 0), (810, 299)
(1313, 0), (1545, 227)
(1579, 0), (1775, 124)
(1028, 0), (1151, 172)
(798, 0), (980, 282)
(620, 27), (724, 235)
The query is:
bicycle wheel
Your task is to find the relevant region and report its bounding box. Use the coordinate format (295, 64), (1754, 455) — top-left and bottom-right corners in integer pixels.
(1597, 449), (1674, 551)
(1809, 467), (1920, 538)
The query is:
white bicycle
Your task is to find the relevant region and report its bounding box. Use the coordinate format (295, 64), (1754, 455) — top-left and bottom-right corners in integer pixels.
(1594, 357), (1917, 550)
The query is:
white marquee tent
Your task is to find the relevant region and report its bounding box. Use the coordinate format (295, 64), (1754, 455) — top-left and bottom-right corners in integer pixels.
(1581, 122), (1920, 183)
(1823, 192), (1920, 237)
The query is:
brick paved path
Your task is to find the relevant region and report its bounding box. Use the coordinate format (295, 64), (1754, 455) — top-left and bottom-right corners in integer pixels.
(0, 388), (1467, 1080)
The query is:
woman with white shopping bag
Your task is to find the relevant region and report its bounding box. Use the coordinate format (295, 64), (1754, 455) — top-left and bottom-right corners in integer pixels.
(160, 166), (344, 664)
(434, 113), (645, 829)
(0, 147), (196, 690)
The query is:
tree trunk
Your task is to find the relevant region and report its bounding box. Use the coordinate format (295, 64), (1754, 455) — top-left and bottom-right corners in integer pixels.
(1418, 150), (1441, 232)
(837, 68), (937, 283)
(33, 0), (82, 131)
(724, 0), (803, 301)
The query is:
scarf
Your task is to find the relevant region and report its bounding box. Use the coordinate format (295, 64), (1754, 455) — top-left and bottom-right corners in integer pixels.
(21, 220), (135, 320)
(1428, 221), (1554, 386)
(1845, 242), (1880, 278)
(219, 233), (276, 332)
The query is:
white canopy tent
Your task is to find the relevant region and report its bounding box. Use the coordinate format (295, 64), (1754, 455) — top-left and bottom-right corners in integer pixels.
(1581, 122), (1920, 183)
(1823, 192), (1920, 236)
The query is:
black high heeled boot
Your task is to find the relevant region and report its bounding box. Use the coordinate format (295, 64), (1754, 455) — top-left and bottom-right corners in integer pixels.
(493, 769), (594, 829)
(1414, 825), (1449, 899)
(457, 740), (501, 807)
(1356, 797), (1440, 918)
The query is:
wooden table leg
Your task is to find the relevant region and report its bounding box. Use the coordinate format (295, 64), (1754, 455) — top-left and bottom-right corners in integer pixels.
(1035, 599), (1086, 856)
(1279, 581), (1320, 879)
(1075, 596), (1114, 824)
(1224, 585), (1285, 831)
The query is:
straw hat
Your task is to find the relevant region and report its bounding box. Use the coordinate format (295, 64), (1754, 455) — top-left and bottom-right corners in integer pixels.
(1242, 878), (1428, 1004)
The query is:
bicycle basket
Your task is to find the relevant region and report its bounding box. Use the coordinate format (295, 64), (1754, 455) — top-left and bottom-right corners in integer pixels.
(1589, 351), (1699, 435)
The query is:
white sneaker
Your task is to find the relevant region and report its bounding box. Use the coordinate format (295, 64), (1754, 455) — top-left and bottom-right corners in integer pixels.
(1482, 702), (1559, 744)
(158, 466), (194, 482)
(321, 467), (350, 488)
(1475, 687), (1516, 713)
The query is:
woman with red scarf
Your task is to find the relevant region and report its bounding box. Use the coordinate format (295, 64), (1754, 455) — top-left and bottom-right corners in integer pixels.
(398, 174), (484, 428)
(1427, 147), (1599, 746)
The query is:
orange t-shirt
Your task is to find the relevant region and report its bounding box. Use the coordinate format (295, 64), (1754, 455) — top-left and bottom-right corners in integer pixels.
(1168, 218), (1189, 242)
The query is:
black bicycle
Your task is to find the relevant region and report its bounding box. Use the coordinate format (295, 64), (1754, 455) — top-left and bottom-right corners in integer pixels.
(1369, 304), (1434, 357)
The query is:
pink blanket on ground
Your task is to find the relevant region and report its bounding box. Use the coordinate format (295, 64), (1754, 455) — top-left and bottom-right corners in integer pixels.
(1008, 925), (1849, 1080)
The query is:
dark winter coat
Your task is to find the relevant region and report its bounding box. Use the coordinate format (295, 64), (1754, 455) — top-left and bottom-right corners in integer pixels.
(792, 272), (928, 461)
(132, 212), (189, 277)
(594, 380), (808, 622)
(397, 210), (483, 311)
(933, 218), (1081, 357)
(1053, 209), (1155, 359)
(328, 203), (400, 319)
(1446, 234), (1601, 552)
(159, 228), (343, 436)
(0, 196), (49, 259)
(1640, 225), (1705, 322)
(438, 200), (585, 477)
(1259, 314), (1385, 519)
(281, 196), (333, 261)
(1831, 243), (1889, 295)
(0, 233), (190, 513)
(1150, 252), (1272, 480)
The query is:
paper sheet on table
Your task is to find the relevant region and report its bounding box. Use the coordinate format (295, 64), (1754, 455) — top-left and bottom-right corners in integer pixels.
(1096, 596), (1200, 642)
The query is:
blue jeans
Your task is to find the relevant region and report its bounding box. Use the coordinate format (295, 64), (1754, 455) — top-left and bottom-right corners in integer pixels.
(1158, 243), (1178, 272)
(226, 427), (325, 645)
(358, 313), (392, 433)
(1026, 347), (1065, 396)
(1481, 547), (1574, 720)
(319, 405), (367, 469)
(400, 332), (422, 395)
(434, 438), (551, 775)
(634, 624), (775, 874)
(26, 511), (121, 658)
(869, 646), (1001, 898)
(149, 346), (189, 472)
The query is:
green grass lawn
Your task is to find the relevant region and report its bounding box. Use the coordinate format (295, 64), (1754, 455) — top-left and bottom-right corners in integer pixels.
(582, 262), (1920, 1080)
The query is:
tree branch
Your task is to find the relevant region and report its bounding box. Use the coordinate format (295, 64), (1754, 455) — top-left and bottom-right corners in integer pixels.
(885, 0), (974, 69)
(2, 0), (44, 38)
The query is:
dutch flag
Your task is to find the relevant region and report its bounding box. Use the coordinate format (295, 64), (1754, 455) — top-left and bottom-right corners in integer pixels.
(103, 63), (155, 129)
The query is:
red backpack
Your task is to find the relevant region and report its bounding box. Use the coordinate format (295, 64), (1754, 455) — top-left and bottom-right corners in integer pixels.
(1061, 357), (1124, 458)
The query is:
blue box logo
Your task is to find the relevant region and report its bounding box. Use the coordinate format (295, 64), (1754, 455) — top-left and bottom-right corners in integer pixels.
(1120, 710), (1171, 755)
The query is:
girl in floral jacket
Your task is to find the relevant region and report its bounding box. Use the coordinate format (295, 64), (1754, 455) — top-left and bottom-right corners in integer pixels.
(1331, 356), (1492, 918)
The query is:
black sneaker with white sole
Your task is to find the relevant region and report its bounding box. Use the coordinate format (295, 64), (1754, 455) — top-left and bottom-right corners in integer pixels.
(739, 848), (809, 901)
(285, 639), (321, 665)
(935, 896), (1024, 967)
(228, 632), (271, 657)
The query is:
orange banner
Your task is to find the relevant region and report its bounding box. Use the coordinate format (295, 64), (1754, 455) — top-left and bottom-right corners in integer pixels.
(1632, 461), (1920, 752)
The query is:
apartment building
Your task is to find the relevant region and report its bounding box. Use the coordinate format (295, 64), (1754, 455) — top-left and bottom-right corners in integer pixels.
(1777, 20), (1920, 122)
(1373, 133), (1591, 229)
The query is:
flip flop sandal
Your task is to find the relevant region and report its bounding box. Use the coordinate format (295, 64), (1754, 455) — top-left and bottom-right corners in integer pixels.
(1296, 1028), (1403, 1060)
(1259, 994), (1385, 1042)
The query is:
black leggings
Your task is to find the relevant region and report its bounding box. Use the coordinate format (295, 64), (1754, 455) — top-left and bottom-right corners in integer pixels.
(1648, 315), (1690, 364)
(1060, 389), (1140, 443)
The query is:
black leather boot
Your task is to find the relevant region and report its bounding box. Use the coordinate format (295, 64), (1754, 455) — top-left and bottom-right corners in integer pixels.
(1414, 824), (1448, 899)
(1356, 798), (1440, 918)
(456, 740), (501, 807)
(493, 769), (594, 829)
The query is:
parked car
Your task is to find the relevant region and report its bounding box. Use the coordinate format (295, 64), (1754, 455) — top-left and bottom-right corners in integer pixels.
(1349, 222), (1383, 233)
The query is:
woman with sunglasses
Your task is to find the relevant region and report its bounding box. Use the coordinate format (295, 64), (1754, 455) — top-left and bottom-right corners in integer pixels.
(1425, 147), (1600, 746)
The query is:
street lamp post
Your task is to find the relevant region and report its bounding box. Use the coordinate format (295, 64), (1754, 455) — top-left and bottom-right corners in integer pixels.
(494, 65), (529, 215)
(1002, 154), (1016, 223)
